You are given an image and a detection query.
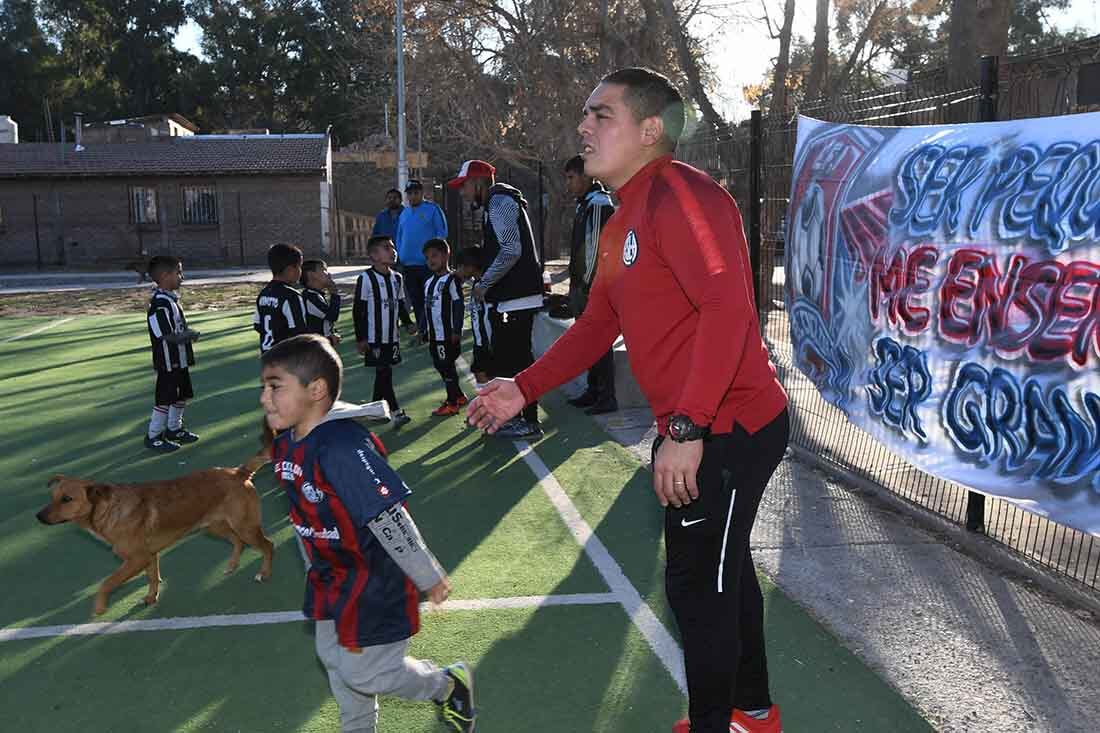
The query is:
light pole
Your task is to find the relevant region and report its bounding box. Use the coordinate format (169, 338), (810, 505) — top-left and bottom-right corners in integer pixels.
(396, 0), (409, 197)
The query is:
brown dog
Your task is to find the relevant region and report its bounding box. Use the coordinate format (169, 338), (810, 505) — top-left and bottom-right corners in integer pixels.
(36, 445), (275, 616)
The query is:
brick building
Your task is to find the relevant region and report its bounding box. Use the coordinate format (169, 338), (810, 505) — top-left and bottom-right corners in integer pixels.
(0, 133), (336, 267)
(81, 113), (199, 145)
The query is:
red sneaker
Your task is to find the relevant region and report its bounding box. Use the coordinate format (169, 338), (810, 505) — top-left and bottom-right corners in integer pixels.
(456, 394), (469, 406)
(671, 706), (782, 733)
(731, 706), (782, 733)
(432, 402), (461, 417)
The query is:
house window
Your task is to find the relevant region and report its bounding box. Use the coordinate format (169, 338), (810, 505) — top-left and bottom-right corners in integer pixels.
(129, 186), (159, 224)
(181, 185), (218, 225)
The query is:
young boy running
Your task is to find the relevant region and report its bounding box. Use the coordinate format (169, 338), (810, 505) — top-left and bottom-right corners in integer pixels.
(260, 334), (476, 733)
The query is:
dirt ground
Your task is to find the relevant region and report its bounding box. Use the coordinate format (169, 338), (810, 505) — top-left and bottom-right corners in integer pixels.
(0, 259), (575, 318)
(0, 284), (358, 318)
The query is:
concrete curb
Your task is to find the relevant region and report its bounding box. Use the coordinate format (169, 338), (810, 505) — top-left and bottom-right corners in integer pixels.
(789, 443), (1100, 620)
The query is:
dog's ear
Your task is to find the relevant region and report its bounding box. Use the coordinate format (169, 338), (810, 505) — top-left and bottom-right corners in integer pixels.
(86, 484), (112, 502)
(47, 475), (64, 489)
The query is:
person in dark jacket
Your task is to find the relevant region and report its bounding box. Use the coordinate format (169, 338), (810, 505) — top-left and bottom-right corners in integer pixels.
(449, 159), (545, 438)
(564, 154), (617, 415)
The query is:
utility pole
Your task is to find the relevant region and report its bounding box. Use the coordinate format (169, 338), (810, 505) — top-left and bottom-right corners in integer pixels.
(395, 0), (409, 196)
(416, 92), (423, 179)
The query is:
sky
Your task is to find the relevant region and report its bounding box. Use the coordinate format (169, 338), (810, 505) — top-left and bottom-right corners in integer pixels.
(700, 0), (1100, 123)
(173, 0), (1100, 126)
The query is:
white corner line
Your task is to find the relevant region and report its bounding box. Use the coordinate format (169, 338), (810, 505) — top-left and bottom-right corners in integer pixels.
(513, 442), (687, 695)
(0, 593), (620, 643)
(2, 317), (75, 344)
(457, 356), (687, 695)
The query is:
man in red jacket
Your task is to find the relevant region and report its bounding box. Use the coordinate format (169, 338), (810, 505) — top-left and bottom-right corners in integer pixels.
(467, 67), (790, 733)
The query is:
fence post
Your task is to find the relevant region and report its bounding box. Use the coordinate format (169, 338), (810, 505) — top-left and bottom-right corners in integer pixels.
(749, 110), (763, 314)
(964, 54), (999, 534)
(537, 160), (545, 268)
(32, 193), (42, 271)
(237, 192), (245, 266)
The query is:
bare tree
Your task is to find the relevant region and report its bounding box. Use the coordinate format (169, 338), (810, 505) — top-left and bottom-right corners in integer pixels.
(659, 0), (725, 130)
(767, 0), (797, 118)
(830, 0), (888, 96)
(804, 0), (830, 101)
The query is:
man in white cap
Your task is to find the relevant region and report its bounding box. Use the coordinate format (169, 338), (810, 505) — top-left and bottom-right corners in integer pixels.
(449, 160), (544, 438)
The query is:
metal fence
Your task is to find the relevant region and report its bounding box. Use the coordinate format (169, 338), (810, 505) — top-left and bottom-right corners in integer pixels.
(679, 43), (1100, 593)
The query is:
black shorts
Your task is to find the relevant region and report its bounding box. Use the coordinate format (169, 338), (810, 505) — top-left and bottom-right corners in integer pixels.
(470, 344), (494, 376)
(430, 340), (460, 370)
(155, 369), (194, 406)
(364, 342), (402, 367)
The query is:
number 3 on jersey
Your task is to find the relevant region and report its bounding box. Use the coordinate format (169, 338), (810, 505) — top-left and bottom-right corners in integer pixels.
(437, 344), (447, 361)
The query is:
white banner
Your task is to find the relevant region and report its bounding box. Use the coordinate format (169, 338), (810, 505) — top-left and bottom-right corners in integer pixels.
(787, 113), (1100, 536)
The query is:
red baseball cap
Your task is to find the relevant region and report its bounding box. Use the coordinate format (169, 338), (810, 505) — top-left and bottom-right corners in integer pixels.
(447, 159), (497, 188)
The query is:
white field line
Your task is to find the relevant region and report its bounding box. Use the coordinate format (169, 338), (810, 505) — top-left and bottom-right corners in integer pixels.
(0, 593), (618, 643)
(4, 348), (687, 699)
(457, 356), (687, 695)
(2, 317), (74, 343)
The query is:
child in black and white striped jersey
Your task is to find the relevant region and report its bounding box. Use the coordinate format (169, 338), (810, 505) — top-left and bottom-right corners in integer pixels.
(457, 246), (494, 391)
(353, 236), (417, 426)
(422, 238), (467, 417)
(144, 255), (201, 452)
(299, 259), (342, 347)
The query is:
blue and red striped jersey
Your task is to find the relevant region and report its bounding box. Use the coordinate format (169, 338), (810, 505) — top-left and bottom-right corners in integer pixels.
(272, 418), (420, 649)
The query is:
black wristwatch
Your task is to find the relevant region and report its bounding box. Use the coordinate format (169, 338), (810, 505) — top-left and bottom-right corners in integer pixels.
(667, 414), (710, 443)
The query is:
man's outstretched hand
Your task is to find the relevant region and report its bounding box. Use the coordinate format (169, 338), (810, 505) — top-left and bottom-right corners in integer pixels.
(466, 379), (526, 433)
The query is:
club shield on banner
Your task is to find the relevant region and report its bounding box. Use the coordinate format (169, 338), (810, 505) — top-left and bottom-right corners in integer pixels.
(787, 113), (1100, 536)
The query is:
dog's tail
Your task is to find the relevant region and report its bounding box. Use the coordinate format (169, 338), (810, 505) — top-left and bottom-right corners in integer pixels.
(238, 416), (277, 479)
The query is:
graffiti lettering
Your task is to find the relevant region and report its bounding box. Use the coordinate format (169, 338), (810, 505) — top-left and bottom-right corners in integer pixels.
(868, 244), (939, 333)
(891, 141), (1100, 254)
(938, 248), (1100, 367)
(866, 337), (933, 441)
(971, 142), (1100, 254)
(890, 144), (990, 238)
(944, 363), (1100, 486)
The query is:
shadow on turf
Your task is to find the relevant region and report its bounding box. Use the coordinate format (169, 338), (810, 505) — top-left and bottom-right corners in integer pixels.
(6, 324), (677, 731)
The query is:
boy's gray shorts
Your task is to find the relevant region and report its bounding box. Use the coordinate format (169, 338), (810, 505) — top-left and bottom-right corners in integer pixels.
(315, 619), (449, 733)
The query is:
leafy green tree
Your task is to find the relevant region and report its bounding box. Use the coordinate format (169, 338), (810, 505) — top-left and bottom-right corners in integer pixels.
(0, 0), (60, 141)
(187, 0), (389, 141)
(40, 0), (191, 119)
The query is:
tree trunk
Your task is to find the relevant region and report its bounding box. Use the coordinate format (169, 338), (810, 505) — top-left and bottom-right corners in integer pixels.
(949, 0), (1010, 88)
(804, 0), (829, 102)
(599, 0), (609, 70)
(769, 0), (797, 119)
(975, 0), (1012, 60)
